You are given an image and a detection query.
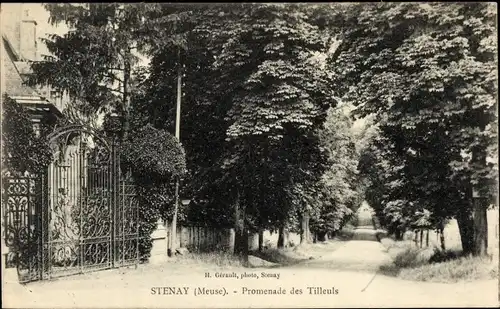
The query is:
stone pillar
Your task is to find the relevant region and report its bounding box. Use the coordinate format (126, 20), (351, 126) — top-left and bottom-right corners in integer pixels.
(248, 232), (259, 251)
(228, 228), (235, 253)
(149, 219), (168, 264)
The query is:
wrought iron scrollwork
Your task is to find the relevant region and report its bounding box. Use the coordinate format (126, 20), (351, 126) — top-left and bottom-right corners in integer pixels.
(3, 125), (140, 283)
(2, 172), (44, 282)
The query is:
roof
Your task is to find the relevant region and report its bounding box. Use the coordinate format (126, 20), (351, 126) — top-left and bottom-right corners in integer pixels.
(1, 35), (62, 117)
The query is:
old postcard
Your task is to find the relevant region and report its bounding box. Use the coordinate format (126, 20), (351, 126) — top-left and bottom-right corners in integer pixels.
(1, 2), (499, 308)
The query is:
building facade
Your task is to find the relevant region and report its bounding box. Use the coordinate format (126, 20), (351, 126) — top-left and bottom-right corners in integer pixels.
(1, 3), (67, 131)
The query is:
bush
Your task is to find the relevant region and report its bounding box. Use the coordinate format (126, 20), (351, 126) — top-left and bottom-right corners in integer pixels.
(429, 248), (461, 263)
(135, 183), (184, 262)
(393, 246), (432, 268)
(121, 124), (186, 181)
(391, 246), (462, 268)
(136, 194), (161, 262)
(1, 95), (52, 173)
(120, 124), (187, 262)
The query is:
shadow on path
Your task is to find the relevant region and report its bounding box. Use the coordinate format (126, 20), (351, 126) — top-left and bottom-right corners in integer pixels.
(252, 223), (392, 275)
(289, 225), (392, 272)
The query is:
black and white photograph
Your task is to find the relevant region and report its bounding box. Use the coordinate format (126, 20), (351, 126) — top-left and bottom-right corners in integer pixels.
(1, 2), (498, 308)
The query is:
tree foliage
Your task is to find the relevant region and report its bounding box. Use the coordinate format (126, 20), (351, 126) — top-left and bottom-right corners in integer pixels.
(135, 4), (339, 233)
(212, 4), (337, 227)
(119, 124), (186, 261)
(26, 3), (163, 137)
(335, 3), (497, 252)
(1, 95), (52, 174)
(31, 3), (497, 258)
(309, 106), (360, 236)
(121, 124), (186, 182)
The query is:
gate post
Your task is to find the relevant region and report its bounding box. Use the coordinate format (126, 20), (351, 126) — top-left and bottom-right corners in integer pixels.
(110, 138), (118, 268)
(1, 175), (16, 284)
(38, 171), (47, 280)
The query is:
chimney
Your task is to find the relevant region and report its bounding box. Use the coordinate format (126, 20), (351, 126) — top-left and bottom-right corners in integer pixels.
(0, 3), (23, 55)
(20, 9), (37, 61)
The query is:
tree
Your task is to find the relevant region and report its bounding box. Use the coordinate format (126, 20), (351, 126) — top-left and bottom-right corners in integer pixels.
(129, 4), (239, 255)
(333, 3), (497, 255)
(134, 4), (338, 260)
(26, 3), (160, 139)
(27, 4), (199, 259)
(310, 106), (360, 241)
(216, 3), (338, 256)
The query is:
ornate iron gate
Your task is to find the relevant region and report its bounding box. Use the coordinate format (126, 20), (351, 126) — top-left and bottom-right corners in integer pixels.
(2, 125), (140, 283)
(2, 171), (45, 282)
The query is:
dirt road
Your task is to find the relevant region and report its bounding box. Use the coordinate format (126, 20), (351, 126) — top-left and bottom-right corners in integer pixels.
(3, 225), (498, 308)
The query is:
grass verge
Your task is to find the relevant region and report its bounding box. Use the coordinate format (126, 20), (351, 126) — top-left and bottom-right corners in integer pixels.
(379, 237), (498, 283)
(397, 255), (497, 282)
(167, 251), (242, 268)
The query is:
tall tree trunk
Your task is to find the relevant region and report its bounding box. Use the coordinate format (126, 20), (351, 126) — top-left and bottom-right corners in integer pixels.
(395, 229), (403, 241)
(439, 225), (446, 251)
(168, 48), (183, 257)
(419, 229), (423, 248)
(277, 225), (285, 249)
(470, 135), (489, 256)
(122, 108), (130, 141)
(472, 197), (488, 256)
(300, 211), (311, 244)
(168, 179), (180, 257)
(233, 191), (248, 264)
(426, 230), (429, 247)
(121, 50), (131, 141)
(457, 204), (475, 255)
(258, 229), (264, 252)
